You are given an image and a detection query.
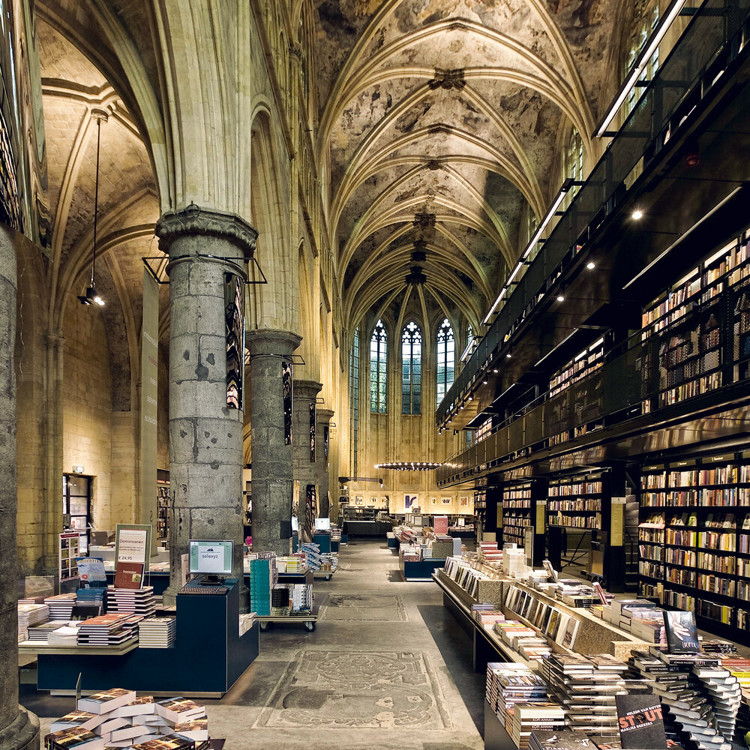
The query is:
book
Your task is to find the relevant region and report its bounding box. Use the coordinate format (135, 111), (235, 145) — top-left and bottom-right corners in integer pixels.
(131, 736), (199, 749)
(114, 561), (145, 589)
(173, 718), (209, 740)
(156, 697), (206, 723)
(111, 697), (157, 718)
(663, 611), (699, 653)
(49, 712), (101, 733)
(44, 726), (104, 749)
(615, 694), (668, 749)
(77, 688), (136, 714)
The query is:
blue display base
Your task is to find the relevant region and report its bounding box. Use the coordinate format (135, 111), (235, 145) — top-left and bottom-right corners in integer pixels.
(36, 581), (258, 695)
(313, 533), (332, 553)
(400, 558), (446, 581)
(387, 536), (398, 548)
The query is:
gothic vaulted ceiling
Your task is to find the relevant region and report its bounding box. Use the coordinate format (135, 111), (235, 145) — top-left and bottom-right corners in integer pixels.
(314, 0), (620, 334)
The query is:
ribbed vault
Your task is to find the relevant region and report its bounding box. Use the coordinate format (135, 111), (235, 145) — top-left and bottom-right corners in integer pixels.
(314, 0), (620, 336)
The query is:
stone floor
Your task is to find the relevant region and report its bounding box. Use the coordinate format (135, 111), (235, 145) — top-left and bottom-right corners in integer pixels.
(21, 539), (486, 749)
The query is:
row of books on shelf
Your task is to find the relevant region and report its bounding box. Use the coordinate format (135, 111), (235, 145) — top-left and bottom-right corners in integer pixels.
(549, 355), (603, 399)
(548, 481), (602, 496)
(505, 586), (581, 651)
(659, 372), (722, 406)
(641, 487), (750, 506)
(45, 689), (212, 749)
(548, 499), (601, 512)
(548, 513), (600, 529)
(642, 464), (750, 487)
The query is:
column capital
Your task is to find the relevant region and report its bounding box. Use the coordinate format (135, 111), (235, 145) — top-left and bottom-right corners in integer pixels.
(156, 204), (258, 260)
(246, 328), (302, 357)
(292, 380), (322, 400)
(316, 408), (335, 422)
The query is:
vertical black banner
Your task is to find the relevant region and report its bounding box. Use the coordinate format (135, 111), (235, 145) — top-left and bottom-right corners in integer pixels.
(305, 484), (316, 539)
(323, 424), (329, 461)
(282, 361), (293, 445)
(310, 402), (316, 462)
(224, 274), (244, 409)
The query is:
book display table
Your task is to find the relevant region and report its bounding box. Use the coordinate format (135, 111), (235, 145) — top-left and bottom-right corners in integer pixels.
(400, 557), (446, 581)
(387, 533), (398, 549)
(276, 569), (314, 585)
(29, 580), (258, 697)
(313, 533), (331, 553)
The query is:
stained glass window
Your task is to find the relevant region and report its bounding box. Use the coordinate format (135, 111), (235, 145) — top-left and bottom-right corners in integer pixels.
(401, 321), (422, 414)
(437, 318), (455, 405)
(370, 320), (387, 413)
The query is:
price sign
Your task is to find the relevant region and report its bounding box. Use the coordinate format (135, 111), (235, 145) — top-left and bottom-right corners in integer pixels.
(115, 524), (152, 571)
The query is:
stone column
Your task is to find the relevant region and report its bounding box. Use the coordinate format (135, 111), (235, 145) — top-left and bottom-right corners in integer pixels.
(0, 228), (40, 750)
(316, 408), (334, 518)
(247, 330), (302, 555)
(155, 206), (256, 609)
(292, 380), (322, 540)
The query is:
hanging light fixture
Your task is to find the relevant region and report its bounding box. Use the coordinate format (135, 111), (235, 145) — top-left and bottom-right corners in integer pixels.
(78, 109), (108, 306)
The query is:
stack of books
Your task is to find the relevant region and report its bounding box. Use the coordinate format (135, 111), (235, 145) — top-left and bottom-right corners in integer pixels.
(44, 690), (212, 748)
(486, 662), (547, 730)
(629, 649), (733, 750)
(76, 587), (106, 609)
(47, 625), (80, 646)
(494, 621), (551, 662)
(472, 604), (505, 628)
(542, 653), (628, 741)
(17, 602), (50, 642)
(106, 587), (157, 616)
(27, 621), (72, 642)
(528, 729), (596, 750)
(44, 593), (77, 620)
(138, 617), (176, 649)
(76, 614), (138, 646)
(511, 703), (565, 749)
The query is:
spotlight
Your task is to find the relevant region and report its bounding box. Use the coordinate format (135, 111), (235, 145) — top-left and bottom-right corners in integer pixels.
(483, 380), (488, 385)
(556, 295), (565, 303)
(506, 353), (512, 359)
(78, 286), (106, 307)
(632, 209), (643, 220)
(586, 261), (596, 270)
(492, 369), (498, 373)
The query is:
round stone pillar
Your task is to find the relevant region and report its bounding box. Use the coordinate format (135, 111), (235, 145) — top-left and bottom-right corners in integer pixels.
(316, 408), (334, 518)
(292, 380), (322, 540)
(0, 228), (40, 750)
(247, 330), (302, 555)
(156, 205), (256, 608)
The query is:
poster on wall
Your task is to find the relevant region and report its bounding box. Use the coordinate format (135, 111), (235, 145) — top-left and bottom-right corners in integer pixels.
(459, 496), (469, 507)
(430, 497), (438, 506)
(282, 361), (293, 445)
(225, 274), (244, 409)
(310, 402), (316, 462)
(441, 497), (452, 505)
(404, 494), (417, 509)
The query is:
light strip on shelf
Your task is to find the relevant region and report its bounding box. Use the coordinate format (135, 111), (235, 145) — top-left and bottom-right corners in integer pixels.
(595, 0), (688, 137)
(482, 187), (569, 325)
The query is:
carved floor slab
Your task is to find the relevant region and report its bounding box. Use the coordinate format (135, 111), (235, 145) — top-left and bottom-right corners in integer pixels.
(255, 650), (451, 730)
(320, 593), (407, 622)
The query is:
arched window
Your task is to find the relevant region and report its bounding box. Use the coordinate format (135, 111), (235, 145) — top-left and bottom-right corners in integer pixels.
(625, 5), (660, 116)
(370, 320), (387, 413)
(349, 328), (360, 475)
(401, 321), (422, 414)
(437, 318), (455, 405)
(563, 130), (584, 209)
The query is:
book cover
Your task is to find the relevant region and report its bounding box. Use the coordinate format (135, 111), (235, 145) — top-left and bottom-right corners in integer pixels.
(663, 611), (700, 653)
(616, 695), (667, 748)
(77, 688), (136, 715)
(114, 561), (145, 589)
(43, 726), (104, 749)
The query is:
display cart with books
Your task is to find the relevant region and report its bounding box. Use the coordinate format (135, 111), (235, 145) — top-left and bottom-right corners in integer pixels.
(256, 604), (320, 632)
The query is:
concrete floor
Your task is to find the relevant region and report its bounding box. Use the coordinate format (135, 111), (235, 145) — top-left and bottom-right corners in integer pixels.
(22, 539), (486, 749)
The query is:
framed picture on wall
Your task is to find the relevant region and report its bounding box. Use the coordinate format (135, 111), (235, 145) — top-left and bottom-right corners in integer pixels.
(431, 497), (438, 505)
(355, 496), (364, 505)
(404, 494), (417, 509)
(441, 497), (452, 505)
(370, 497), (377, 505)
(459, 496), (469, 507)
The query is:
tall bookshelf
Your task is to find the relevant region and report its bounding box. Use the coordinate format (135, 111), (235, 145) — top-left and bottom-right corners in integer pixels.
(501, 481), (533, 547)
(547, 472), (604, 531)
(638, 451), (750, 642)
(59, 532), (80, 582)
(640, 234), (750, 412)
(473, 489), (486, 544)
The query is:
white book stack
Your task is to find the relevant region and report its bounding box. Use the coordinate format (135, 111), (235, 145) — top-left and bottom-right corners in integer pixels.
(46, 625), (79, 647)
(27, 621), (72, 642)
(106, 586), (156, 617)
(138, 617), (176, 649)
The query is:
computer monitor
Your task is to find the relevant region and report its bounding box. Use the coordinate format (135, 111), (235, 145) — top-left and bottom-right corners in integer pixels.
(188, 540), (233, 584)
(314, 518), (331, 531)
